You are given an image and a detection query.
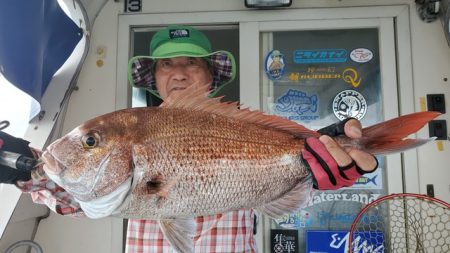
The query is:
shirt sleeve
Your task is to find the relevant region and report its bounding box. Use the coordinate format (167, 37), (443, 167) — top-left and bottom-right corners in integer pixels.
(15, 148), (85, 217)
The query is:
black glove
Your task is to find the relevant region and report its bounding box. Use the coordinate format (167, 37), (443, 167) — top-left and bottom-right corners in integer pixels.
(0, 131), (33, 184)
(317, 117), (354, 136)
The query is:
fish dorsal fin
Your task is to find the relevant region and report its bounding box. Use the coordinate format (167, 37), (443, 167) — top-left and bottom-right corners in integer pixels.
(159, 219), (196, 253)
(258, 179), (313, 219)
(160, 83), (319, 138)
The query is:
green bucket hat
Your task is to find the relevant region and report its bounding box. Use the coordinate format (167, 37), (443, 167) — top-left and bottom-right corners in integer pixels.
(128, 25), (236, 98)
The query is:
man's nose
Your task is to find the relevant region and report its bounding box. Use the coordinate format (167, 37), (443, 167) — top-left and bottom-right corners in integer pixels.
(170, 64), (189, 80)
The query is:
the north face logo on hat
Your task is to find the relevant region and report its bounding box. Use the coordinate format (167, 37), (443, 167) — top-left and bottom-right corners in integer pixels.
(169, 29), (190, 39)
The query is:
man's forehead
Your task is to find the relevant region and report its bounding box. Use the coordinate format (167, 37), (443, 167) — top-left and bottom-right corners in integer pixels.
(158, 56), (204, 62)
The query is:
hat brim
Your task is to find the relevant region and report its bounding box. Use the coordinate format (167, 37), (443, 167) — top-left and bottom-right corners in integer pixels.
(127, 51), (236, 99)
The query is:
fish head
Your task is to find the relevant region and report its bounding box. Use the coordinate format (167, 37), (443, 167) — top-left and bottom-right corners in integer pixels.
(276, 94), (293, 111)
(41, 112), (136, 202)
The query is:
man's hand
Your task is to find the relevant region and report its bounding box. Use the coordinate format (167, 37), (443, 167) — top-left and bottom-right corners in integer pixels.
(302, 118), (378, 190)
(0, 131), (33, 184)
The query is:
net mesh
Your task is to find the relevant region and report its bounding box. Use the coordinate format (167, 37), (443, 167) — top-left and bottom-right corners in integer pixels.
(349, 193), (450, 253)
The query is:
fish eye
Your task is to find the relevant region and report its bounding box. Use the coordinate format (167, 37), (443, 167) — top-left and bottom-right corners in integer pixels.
(85, 136), (96, 146)
(82, 132), (100, 149)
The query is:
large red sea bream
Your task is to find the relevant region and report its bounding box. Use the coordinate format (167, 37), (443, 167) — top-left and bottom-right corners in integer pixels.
(40, 85), (439, 252)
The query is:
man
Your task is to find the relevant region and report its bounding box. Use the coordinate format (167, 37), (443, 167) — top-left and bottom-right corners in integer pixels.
(1, 25), (377, 252)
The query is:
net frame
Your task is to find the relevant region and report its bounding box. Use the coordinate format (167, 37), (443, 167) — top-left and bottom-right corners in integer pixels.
(348, 193), (450, 253)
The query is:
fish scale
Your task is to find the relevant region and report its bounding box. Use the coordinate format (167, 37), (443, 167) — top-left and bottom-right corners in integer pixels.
(116, 107), (308, 219)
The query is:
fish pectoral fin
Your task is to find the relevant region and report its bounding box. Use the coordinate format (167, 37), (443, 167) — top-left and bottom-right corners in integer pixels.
(257, 179), (313, 219)
(146, 176), (178, 197)
(159, 218), (195, 253)
(158, 178), (178, 199)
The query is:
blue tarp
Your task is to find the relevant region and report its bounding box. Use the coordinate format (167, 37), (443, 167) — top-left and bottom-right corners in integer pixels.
(0, 0), (82, 104)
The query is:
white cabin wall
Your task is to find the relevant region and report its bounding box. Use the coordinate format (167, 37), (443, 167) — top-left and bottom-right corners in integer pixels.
(409, 7), (450, 202)
(0, 219), (37, 253)
(0, 194), (48, 253)
(33, 2), (125, 253)
(61, 2), (122, 129)
(29, 0), (449, 252)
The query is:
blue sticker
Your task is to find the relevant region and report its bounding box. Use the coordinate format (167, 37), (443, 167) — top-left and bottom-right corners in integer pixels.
(354, 175), (378, 186)
(306, 230), (384, 253)
(348, 168), (383, 190)
(265, 50), (286, 80)
(294, 49), (347, 64)
(275, 90), (319, 122)
(274, 210), (312, 229)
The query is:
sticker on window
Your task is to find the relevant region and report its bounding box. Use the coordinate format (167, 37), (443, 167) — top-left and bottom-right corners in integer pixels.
(265, 50), (286, 80)
(333, 90), (367, 120)
(350, 48), (373, 63)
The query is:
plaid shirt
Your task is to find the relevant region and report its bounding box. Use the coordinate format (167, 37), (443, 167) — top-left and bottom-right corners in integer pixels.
(126, 210), (257, 253)
(16, 150), (84, 216)
(17, 152), (258, 252)
(16, 166), (84, 217)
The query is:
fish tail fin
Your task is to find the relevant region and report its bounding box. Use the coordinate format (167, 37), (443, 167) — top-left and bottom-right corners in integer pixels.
(310, 95), (318, 113)
(370, 175), (377, 186)
(360, 111), (440, 155)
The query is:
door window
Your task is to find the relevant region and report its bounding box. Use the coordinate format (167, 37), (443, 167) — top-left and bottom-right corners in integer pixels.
(261, 28), (388, 252)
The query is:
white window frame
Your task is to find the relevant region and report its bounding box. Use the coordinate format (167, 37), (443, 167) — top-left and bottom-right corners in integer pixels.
(116, 5), (416, 251)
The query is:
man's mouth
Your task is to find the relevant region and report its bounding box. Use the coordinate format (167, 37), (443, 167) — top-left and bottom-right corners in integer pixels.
(167, 87), (188, 97)
(171, 87), (187, 91)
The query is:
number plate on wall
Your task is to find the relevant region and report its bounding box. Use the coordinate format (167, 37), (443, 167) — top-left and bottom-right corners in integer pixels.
(125, 0), (142, 13)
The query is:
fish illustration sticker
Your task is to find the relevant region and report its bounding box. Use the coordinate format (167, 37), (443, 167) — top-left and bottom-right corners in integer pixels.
(274, 89), (319, 121)
(333, 90), (367, 120)
(276, 89), (318, 115)
(346, 166), (383, 190)
(274, 210), (312, 229)
(265, 50), (286, 80)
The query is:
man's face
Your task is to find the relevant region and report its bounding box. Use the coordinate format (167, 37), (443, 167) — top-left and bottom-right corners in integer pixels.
(154, 57), (213, 99)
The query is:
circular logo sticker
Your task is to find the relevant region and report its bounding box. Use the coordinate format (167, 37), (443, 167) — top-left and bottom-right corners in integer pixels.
(265, 50), (286, 80)
(333, 90), (367, 120)
(350, 48), (373, 63)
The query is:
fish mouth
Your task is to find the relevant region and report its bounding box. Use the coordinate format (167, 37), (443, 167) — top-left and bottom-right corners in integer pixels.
(41, 150), (65, 175)
(275, 104), (288, 110)
(42, 150), (114, 201)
